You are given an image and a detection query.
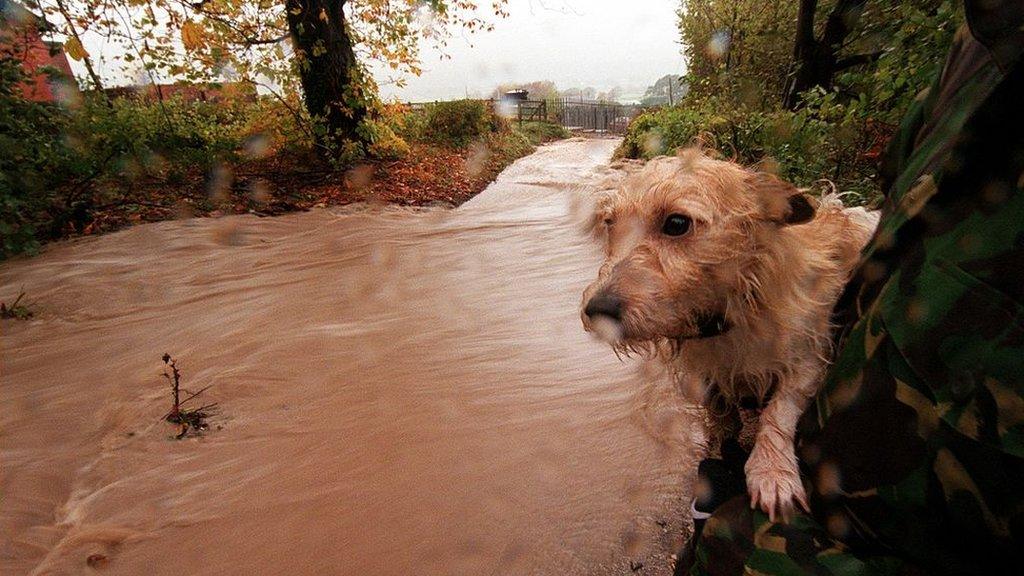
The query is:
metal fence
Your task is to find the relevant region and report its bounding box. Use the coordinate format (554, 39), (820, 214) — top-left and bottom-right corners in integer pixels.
(510, 99), (547, 124)
(403, 98), (638, 134)
(551, 99), (638, 133)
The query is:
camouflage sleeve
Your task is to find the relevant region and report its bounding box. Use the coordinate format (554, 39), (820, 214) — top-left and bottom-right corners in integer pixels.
(688, 496), (906, 576)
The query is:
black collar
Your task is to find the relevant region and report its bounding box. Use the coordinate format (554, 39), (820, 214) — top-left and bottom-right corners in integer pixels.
(694, 312), (731, 339)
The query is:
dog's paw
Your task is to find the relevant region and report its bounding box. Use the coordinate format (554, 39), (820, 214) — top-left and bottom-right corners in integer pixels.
(744, 448), (809, 524)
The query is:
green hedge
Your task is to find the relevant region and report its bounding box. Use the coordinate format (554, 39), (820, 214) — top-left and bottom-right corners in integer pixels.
(0, 58), (81, 257)
(517, 121), (570, 145)
(416, 99), (498, 147)
(0, 61), (318, 259)
(616, 99), (881, 203)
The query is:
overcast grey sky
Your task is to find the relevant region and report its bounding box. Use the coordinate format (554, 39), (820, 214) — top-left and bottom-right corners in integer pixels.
(378, 0), (686, 102)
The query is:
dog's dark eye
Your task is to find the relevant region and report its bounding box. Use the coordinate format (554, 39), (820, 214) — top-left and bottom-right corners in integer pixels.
(662, 214), (692, 236)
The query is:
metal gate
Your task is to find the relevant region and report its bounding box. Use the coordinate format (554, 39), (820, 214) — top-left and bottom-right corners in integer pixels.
(554, 99), (638, 133)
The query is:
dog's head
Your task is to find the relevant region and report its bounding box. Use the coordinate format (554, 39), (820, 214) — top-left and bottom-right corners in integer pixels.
(581, 149), (815, 348)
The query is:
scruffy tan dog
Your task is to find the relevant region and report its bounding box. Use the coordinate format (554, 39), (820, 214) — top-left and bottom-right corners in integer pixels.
(581, 149), (878, 522)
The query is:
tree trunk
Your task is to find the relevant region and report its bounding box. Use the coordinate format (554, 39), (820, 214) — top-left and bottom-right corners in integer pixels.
(784, 0), (867, 109)
(285, 0), (368, 153)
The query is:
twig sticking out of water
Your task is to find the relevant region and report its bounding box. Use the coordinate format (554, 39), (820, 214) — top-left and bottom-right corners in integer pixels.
(1, 291), (34, 320)
(162, 354), (215, 439)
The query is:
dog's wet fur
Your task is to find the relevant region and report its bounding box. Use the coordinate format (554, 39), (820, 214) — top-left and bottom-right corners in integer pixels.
(581, 149), (878, 522)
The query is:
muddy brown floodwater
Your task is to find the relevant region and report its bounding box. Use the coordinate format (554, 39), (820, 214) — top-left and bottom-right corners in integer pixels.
(0, 138), (701, 576)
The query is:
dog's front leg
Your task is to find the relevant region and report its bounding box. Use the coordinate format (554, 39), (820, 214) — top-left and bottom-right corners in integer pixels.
(744, 364), (818, 523)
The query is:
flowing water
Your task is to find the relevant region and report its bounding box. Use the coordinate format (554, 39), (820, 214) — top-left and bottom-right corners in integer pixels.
(0, 138), (700, 575)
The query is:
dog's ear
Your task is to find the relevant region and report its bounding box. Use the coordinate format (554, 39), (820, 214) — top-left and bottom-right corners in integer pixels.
(746, 171), (816, 226)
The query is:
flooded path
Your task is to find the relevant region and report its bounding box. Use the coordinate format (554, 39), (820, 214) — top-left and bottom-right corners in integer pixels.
(1, 138), (699, 575)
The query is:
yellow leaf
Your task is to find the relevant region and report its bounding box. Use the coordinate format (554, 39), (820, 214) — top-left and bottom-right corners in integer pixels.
(318, 8), (328, 22)
(64, 37), (87, 62)
(181, 20), (206, 51)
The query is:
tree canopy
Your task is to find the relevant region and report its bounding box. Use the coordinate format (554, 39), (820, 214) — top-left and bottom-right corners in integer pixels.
(490, 80), (559, 102)
(640, 74), (687, 106)
(677, 0), (959, 114)
(31, 0), (509, 154)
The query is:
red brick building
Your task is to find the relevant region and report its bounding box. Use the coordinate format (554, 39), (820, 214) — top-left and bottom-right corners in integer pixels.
(103, 81), (258, 104)
(1, 0), (78, 102)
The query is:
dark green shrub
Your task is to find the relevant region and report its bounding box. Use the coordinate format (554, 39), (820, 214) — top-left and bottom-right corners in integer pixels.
(516, 121), (570, 145)
(617, 100), (879, 203)
(72, 96), (252, 171)
(389, 99), (530, 150)
(422, 99), (494, 147)
(484, 126), (533, 165)
(387, 103), (428, 142)
(0, 57), (82, 258)
(356, 116), (409, 160)
(0, 73), (330, 258)
(653, 0), (961, 207)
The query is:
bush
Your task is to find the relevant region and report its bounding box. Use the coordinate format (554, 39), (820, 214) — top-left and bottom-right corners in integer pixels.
(385, 102), (426, 142)
(617, 99), (880, 203)
(0, 70), (329, 259)
(72, 95), (311, 172)
(389, 99), (543, 151)
(0, 57), (83, 257)
(830, 1), (959, 126)
(357, 117), (409, 160)
(516, 121), (570, 145)
(652, 0), (961, 207)
(2, 83), (540, 258)
(421, 99), (495, 148)
(485, 125), (533, 165)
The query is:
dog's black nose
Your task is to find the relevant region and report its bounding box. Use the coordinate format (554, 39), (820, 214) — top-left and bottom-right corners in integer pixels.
(585, 293), (623, 321)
